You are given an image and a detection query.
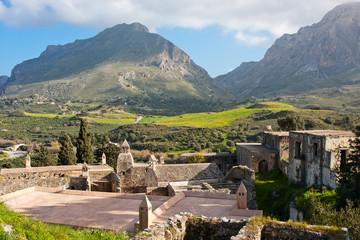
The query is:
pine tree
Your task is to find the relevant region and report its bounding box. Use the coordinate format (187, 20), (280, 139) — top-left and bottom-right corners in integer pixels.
(58, 134), (76, 165)
(76, 118), (94, 163)
(337, 126), (360, 207)
(33, 145), (55, 166)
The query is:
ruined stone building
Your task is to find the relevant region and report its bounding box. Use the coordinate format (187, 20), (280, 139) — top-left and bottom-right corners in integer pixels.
(287, 130), (355, 188)
(236, 131), (289, 173)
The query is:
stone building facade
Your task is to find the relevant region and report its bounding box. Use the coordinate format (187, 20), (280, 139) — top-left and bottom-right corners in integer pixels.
(236, 132), (289, 173)
(288, 130), (355, 188)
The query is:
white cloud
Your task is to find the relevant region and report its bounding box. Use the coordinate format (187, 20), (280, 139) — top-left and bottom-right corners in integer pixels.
(0, 0), (356, 45)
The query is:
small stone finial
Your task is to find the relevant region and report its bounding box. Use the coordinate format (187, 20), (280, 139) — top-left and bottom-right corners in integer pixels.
(265, 125), (272, 131)
(149, 155), (157, 163)
(121, 140), (130, 153)
(25, 155), (31, 168)
(102, 153), (106, 165)
(139, 195), (152, 231)
(159, 156), (165, 164)
(237, 182), (247, 209)
(82, 163), (89, 177)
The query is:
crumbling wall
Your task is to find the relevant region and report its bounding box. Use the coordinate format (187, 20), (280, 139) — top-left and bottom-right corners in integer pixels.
(120, 166), (147, 193)
(134, 213), (247, 240)
(224, 165), (255, 183)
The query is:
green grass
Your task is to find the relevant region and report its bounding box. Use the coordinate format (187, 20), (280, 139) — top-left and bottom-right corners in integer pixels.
(103, 113), (137, 118)
(0, 203), (129, 240)
(255, 170), (308, 220)
(24, 102), (291, 128)
(149, 104), (291, 128)
(24, 113), (76, 118)
(87, 117), (135, 125)
(0, 151), (10, 160)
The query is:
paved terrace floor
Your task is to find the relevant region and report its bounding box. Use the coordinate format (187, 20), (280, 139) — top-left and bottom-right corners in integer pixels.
(2, 188), (167, 232)
(2, 188), (258, 232)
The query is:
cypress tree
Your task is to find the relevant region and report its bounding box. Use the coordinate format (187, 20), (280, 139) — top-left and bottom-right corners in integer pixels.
(76, 118), (94, 163)
(337, 126), (360, 207)
(58, 134), (77, 165)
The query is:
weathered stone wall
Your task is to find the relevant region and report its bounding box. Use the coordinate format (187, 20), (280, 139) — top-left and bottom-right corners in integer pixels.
(262, 132), (289, 160)
(0, 178), (71, 195)
(279, 159), (289, 176)
(224, 165), (255, 183)
(180, 153), (237, 174)
(136, 214), (348, 240)
(0, 165), (118, 195)
(236, 144), (278, 173)
(288, 131), (354, 188)
(120, 166), (147, 193)
(135, 213), (247, 240)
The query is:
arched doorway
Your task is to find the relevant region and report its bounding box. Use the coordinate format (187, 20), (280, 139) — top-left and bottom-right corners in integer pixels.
(258, 160), (268, 173)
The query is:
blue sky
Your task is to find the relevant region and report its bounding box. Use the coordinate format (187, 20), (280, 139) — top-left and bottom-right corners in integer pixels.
(0, 0), (355, 78)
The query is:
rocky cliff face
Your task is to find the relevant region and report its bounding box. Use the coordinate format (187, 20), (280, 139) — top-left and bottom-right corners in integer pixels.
(2, 23), (230, 113)
(216, 3), (360, 99)
(0, 75), (8, 88)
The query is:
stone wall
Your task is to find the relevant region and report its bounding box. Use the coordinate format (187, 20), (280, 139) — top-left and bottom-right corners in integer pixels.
(134, 213), (247, 240)
(288, 131), (355, 188)
(224, 165), (255, 183)
(120, 166), (147, 193)
(180, 153), (237, 174)
(0, 165), (118, 195)
(262, 132), (289, 160)
(0, 177), (71, 195)
(279, 159), (289, 176)
(136, 215), (348, 240)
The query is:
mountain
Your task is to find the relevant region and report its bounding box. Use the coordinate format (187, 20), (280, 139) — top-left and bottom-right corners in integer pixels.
(2, 23), (231, 114)
(0, 76), (8, 88)
(215, 3), (360, 104)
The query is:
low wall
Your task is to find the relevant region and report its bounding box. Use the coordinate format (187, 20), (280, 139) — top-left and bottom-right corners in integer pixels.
(135, 214), (348, 240)
(0, 178), (71, 196)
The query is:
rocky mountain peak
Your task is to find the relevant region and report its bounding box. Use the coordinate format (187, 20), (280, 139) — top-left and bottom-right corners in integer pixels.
(215, 2), (360, 99)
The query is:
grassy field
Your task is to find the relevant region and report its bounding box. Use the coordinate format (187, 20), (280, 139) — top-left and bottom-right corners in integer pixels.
(22, 102), (291, 128)
(24, 113), (76, 118)
(141, 102), (291, 128)
(88, 117), (136, 125)
(0, 203), (129, 240)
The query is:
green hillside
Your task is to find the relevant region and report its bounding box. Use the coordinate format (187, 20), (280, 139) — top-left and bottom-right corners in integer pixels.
(140, 102), (291, 128)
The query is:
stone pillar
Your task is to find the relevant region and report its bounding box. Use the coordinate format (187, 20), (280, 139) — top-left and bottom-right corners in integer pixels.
(159, 156), (165, 164)
(82, 163), (89, 177)
(102, 153), (106, 165)
(237, 182), (248, 209)
(139, 195), (152, 231)
(148, 155), (157, 170)
(25, 155), (31, 168)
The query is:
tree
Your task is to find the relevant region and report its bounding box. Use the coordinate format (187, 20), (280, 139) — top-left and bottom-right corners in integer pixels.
(95, 144), (121, 169)
(32, 145), (55, 166)
(337, 126), (360, 207)
(277, 114), (304, 131)
(188, 154), (205, 163)
(76, 118), (94, 163)
(58, 134), (76, 165)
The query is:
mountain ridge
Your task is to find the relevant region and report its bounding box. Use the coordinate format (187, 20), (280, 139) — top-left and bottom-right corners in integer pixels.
(215, 2), (360, 100)
(2, 22), (231, 114)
